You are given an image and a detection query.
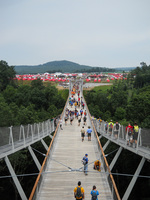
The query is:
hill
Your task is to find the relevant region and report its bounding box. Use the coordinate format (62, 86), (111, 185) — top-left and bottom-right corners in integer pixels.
(15, 60), (92, 74)
(14, 60), (136, 74)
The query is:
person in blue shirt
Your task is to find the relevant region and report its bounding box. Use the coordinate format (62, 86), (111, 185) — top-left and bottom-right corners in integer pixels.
(87, 126), (92, 141)
(82, 154), (88, 175)
(90, 185), (99, 200)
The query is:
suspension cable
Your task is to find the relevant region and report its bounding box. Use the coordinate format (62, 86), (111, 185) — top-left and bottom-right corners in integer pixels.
(105, 148), (120, 157)
(0, 168), (150, 179)
(31, 147), (72, 170)
(31, 147), (47, 157)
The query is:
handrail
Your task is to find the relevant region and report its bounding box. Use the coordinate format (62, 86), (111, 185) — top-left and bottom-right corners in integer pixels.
(84, 97), (121, 200)
(29, 96), (69, 200)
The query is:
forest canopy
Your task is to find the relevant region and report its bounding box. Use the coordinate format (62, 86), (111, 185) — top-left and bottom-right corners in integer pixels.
(84, 62), (150, 128)
(0, 61), (68, 126)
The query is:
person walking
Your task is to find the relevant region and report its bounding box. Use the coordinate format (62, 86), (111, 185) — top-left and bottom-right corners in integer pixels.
(105, 121), (108, 133)
(64, 114), (68, 125)
(74, 181), (85, 200)
(78, 116), (81, 126)
(70, 115), (74, 125)
(59, 117), (63, 130)
(83, 115), (87, 126)
(133, 122), (139, 148)
(90, 185), (99, 200)
(113, 121), (120, 139)
(81, 126), (85, 142)
(84, 110), (87, 116)
(108, 120), (114, 135)
(82, 154), (88, 175)
(126, 123), (133, 146)
(80, 109), (83, 117)
(87, 126), (92, 141)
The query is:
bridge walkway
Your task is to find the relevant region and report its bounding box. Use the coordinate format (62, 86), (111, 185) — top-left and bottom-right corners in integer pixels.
(37, 94), (113, 200)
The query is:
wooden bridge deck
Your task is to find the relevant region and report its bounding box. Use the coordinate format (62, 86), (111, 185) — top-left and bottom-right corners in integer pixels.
(37, 98), (113, 200)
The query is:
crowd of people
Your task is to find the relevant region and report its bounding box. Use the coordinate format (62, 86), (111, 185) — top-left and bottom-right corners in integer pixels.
(59, 83), (102, 200)
(102, 120), (139, 148)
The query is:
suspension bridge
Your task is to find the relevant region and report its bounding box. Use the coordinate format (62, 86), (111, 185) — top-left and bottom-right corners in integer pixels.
(0, 80), (150, 200)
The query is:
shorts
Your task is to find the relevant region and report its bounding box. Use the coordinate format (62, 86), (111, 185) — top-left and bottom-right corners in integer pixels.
(114, 131), (118, 135)
(81, 133), (85, 137)
(127, 134), (133, 141)
(88, 133), (91, 137)
(133, 132), (138, 140)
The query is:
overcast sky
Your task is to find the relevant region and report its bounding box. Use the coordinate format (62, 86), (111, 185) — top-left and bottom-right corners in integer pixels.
(0, 0), (150, 68)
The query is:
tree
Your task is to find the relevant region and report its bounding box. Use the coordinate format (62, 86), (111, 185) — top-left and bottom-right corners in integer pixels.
(0, 60), (16, 91)
(0, 95), (13, 126)
(31, 79), (44, 90)
(114, 107), (126, 120)
(2, 86), (17, 104)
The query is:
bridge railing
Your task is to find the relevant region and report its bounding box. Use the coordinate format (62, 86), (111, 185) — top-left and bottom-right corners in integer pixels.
(29, 97), (69, 200)
(93, 119), (150, 151)
(0, 118), (59, 158)
(84, 99), (121, 200)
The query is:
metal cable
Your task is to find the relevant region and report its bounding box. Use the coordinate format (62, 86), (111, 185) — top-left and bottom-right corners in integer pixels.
(0, 169), (150, 179)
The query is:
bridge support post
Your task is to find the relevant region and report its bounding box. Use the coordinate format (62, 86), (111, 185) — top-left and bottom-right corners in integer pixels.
(28, 146), (41, 171)
(4, 156), (27, 200)
(109, 147), (123, 171)
(41, 139), (49, 151)
(103, 140), (110, 152)
(99, 135), (102, 139)
(122, 157), (145, 200)
(9, 126), (14, 151)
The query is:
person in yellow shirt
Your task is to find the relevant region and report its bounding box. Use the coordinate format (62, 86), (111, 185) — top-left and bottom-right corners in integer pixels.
(74, 181), (85, 200)
(93, 160), (101, 171)
(108, 120), (114, 135)
(74, 101), (77, 109)
(133, 122), (139, 148)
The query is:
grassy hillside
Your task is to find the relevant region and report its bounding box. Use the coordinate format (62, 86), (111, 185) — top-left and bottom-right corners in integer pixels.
(15, 60), (92, 74)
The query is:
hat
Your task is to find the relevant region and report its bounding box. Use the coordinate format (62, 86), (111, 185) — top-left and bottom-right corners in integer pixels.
(85, 154), (88, 156)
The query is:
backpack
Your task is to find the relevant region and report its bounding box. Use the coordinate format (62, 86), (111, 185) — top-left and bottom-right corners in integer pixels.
(105, 123), (108, 130)
(91, 190), (97, 200)
(116, 123), (119, 130)
(109, 123), (113, 128)
(128, 127), (132, 136)
(76, 187), (82, 198)
(82, 157), (87, 165)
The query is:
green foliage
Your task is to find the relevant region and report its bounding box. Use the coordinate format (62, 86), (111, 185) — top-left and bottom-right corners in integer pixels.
(0, 79), (66, 126)
(132, 63), (150, 88)
(0, 60), (16, 91)
(15, 60), (116, 74)
(58, 89), (69, 100)
(84, 66), (150, 128)
(31, 79), (44, 90)
(114, 107), (126, 120)
(92, 85), (112, 93)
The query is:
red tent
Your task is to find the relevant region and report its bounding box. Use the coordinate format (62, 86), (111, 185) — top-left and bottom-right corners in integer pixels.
(98, 79), (101, 82)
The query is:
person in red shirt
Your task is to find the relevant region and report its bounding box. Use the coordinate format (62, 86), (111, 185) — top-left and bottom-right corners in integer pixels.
(126, 123), (133, 146)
